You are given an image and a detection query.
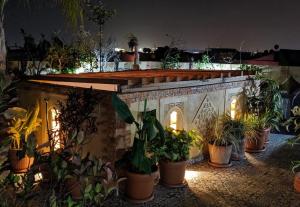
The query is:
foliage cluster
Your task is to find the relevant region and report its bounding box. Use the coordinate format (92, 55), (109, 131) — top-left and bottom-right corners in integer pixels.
(112, 94), (164, 174)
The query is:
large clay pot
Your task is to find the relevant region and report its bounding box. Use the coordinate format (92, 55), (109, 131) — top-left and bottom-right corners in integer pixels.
(245, 129), (267, 152)
(294, 172), (300, 193)
(263, 127), (271, 144)
(208, 144), (232, 165)
(159, 160), (186, 187)
(8, 149), (34, 173)
(125, 168), (159, 203)
(65, 178), (82, 200)
(231, 139), (245, 161)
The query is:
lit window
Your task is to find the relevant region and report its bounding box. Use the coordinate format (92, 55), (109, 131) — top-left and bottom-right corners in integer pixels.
(170, 111), (177, 130)
(50, 109), (61, 151)
(230, 98), (237, 119)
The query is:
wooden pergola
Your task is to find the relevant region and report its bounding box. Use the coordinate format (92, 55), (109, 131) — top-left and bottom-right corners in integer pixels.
(29, 69), (253, 92)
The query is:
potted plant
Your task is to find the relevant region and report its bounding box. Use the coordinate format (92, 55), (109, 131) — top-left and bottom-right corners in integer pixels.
(244, 76), (283, 145)
(153, 127), (202, 187)
(205, 114), (239, 167)
(3, 105), (41, 173)
(112, 94), (164, 203)
(284, 105), (300, 193)
(244, 113), (270, 152)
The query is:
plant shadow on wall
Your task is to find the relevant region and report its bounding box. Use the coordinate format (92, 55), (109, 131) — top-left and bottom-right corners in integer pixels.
(0, 88), (125, 206)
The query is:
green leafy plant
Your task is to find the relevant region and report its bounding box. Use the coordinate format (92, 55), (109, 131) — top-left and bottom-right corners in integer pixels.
(3, 104), (41, 154)
(112, 94), (164, 174)
(153, 127), (203, 162)
(243, 75), (283, 131)
(196, 54), (214, 70)
(204, 114), (241, 147)
(161, 53), (180, 69)
(283, 106), (300, 173)
(239, 64), (263, 74)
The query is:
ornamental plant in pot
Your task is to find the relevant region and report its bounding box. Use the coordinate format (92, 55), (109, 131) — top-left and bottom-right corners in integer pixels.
(112, 94), (164, 203)
(244, 113), (270, 153)
(152, 127), (202, 187)
(3, 105), (41, 173)
(244, 75), (283, 146)
(205, 114), (239, 167)
(284, 105), (300, 193)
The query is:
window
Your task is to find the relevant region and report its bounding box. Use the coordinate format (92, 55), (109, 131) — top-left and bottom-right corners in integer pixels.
(170, 111), (178, 130)
(230, 98), (237, 119)
(50, 108), (61, 151)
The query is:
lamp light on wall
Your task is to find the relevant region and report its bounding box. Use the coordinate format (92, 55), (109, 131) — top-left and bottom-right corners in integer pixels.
(230, 98), (237, 120)
(170, 111), (177, 130)
(50, 109), (61, 151)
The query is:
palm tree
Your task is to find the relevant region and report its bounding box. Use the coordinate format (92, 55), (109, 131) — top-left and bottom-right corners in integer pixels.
(0, 0), (84, 72)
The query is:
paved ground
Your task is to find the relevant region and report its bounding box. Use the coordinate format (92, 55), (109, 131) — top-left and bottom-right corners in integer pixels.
(103, 134), (300, 207)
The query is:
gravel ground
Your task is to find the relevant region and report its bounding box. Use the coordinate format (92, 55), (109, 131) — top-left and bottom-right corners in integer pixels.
(103, 134), (300, 207)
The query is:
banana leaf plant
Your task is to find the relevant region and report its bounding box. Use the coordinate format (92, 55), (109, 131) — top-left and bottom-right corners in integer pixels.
(112, 94), (164, 174)
(2, 104), (41, 157)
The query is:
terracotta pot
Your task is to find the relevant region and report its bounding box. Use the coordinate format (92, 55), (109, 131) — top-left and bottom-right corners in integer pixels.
(294, 172), (300, 193)
(208, 144), (232, 165)
(125, 168), (159, 203)
(8, 149), (34, 173)
(263, 127), (271, 144)
(231, 139), (245, 161)
(245, 129), (267, 151)
(65, 178), (82, 200)
(159, 160), (186, 187)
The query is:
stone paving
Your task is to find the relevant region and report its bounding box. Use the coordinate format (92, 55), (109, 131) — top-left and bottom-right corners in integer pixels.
(103, 134), (300, 207)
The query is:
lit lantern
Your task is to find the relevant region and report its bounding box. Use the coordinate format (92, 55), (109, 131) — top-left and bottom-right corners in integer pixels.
(170, 111), (177, 130)
(230, 98), (237, 120)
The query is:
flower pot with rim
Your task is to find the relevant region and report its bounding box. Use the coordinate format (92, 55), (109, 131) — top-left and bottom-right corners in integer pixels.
(208, 143), (232, 167)
(294, 172), (300, 193)
(159, 160), (186, 187)
(8, 149), (34, 173)
(263, 127), (271, 145)
(125, 167), (159, 203)
(245, 128), (268, 152)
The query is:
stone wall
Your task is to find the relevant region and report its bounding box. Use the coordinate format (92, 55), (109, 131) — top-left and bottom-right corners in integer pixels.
(118, 79), (252, 159)
(18, 83), (119, 162)
(18, 77), (252, 162)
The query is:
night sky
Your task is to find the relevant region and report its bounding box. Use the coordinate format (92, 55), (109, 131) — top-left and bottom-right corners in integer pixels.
(4, 0), (300, 51)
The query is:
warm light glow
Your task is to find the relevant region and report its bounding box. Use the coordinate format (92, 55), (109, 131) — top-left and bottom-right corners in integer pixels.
(230, 98), (237, 119)
(170, 111), (177, 130)
(114, 48), (125, 52)
(34, 173), (43, 182)
(51, 109), (61, 151)
(185, 170), (200, 180)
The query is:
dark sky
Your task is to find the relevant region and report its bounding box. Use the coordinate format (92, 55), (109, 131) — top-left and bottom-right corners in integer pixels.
(4, 0), (300, 51)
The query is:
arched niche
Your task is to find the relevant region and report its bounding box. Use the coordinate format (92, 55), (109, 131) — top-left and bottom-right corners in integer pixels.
(165, 106), (184, 130)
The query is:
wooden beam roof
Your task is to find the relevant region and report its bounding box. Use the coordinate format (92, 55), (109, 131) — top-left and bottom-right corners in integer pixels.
(29, 69), (253, 92)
